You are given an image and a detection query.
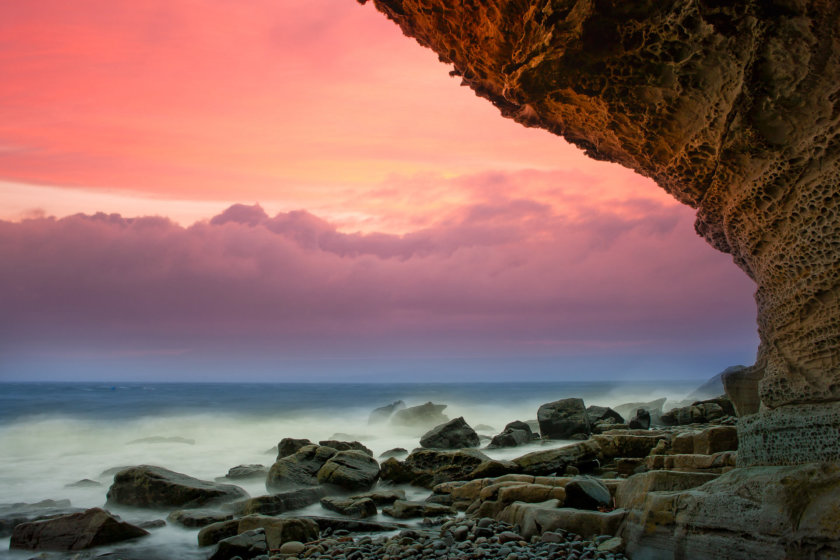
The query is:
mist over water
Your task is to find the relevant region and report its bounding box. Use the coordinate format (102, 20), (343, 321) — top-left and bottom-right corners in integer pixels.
(0, 381), (703, 558)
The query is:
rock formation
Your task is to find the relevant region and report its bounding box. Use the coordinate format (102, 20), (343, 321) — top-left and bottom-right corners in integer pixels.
(362, 0), (840, 466)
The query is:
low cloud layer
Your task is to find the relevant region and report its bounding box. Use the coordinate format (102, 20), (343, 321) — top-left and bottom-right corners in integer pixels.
(0, 194), (758, 379)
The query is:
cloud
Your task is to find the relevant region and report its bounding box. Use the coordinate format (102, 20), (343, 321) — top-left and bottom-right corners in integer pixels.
(0, 195), (758, 368)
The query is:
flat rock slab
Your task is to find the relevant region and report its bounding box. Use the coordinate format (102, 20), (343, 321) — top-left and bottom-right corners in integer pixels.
(231, 486), (326, 516)
(10, 507), (149, 551)
(107, 465), (248, 509)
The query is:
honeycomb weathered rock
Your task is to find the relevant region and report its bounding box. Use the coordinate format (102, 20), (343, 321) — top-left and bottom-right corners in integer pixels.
(363, 0), (840, 465)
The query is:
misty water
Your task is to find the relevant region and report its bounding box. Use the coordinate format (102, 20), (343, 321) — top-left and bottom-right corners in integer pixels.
(0, 381), (703, 558)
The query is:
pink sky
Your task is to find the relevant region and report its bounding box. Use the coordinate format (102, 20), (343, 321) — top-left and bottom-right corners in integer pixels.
(0, 0), (759, 381)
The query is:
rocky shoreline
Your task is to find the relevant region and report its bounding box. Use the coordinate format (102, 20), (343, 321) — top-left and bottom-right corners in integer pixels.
(6, 386), (820, 560)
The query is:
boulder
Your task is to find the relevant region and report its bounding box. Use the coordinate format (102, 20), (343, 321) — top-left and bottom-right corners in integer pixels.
(106, 465), (248, 508)
(563, 476), (611, 510)
(277, 437), (313, 459)
(316, 450), (380, 491)
(320, 496), (377, 518)
(488, 420), (533, 448)
(628, 408), (651, 430)
(512, 440), (601, 476)
(369, 400), (406, 424)
(318, 440), (373, 456)
(167, 508), (232, 528)
(382, 500), (455, 519)
(208, 528), (267, 560)
(586, 405), (625, 425)
(592, 433), (667, 459)
(537, 398), (591, 439)
(614, 398), (667, 427)
(237, 515), (319, 549)
(378, 457), (417, 485)
(390, 402), (449, 429)
(468, 459), (520, 479)
(9, 507), (148, 551)
(223, 464), (267, 480)
(66, 479), (102, 488)
(232, 487), (326, 516)
(379, 447), (408, 458)
(693, 426), (739, 455)
(0, 499), (82, 538)
(266, 444), (336, 491)
(661, 397), (735, 426)
(419, 417), (480, 449)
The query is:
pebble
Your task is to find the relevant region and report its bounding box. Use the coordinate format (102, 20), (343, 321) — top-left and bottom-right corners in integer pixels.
(284, 516), (629, 560)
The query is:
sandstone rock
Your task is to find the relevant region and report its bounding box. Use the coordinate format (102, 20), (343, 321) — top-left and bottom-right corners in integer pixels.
(208, 528), (267, 560)
(232, 487), (326, 516)
(592, 433), (666, 460)
(10, 508), (148, 551)
(381, 500), (455, 519)
(378, 457), (417, 485)
(237, 515), (319, 549)
(512, 440), (601, 475)
(369, 400), (406, 424)
(419, 416), (480, 449)
(693, 426), (739, 455)
(537, 398), (591, 439)
(279, 540), (305, 555)
(498, 499), (625, 539)
(396, 448), (491, 488)
(266, 444), (336, 491)
(223, 464), (267, 480)
(661, 397), (735, 426)
(316, 450), (379, 491)
(467, 459), (519, 479)
(614, 470), (720, 510)
(721, 364), (763, 417)
(317, 440), (373, 456)
(277, 438), (313, 459)
(106, 465), (248, 508)
(645, 452), (736, 473)
(303, 516), (406, 534)
(390, 402), (449, 430)
(563, 476), (611, 510)
(167, 508), (232, 528)
(320, 496), (377, 518)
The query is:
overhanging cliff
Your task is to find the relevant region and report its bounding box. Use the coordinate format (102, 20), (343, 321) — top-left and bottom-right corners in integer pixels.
(362, 0), (840, 465)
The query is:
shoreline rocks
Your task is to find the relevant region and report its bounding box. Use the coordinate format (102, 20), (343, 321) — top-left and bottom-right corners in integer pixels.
(106, 465), (248, 509)
(419, 416), (480, 449)
(538, 398), (591, 439)
(10, 507), (149, 551)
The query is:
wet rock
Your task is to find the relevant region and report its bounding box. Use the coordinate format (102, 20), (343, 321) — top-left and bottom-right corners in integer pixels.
(563, 476), (611, 510)
(106, 465), (248, 508)
(390, 401), (449, 430)
(512, 440), (600, 476)
(488, 420), (533, 448)
(320, 496), (377, 518)
(223, 464), (267, 480)
(266, 444), (336, 491)
(237, 515), (319, 549)
(10, 507), (148, 551)
(586, 406), (625, 426)
(277, 437), (313, 459)
(208, 528), (267, 560)
(468, 459), (520, 479)
(303, 516), (407, 533)
(379, 447), (408, 458)
(628, 409), (651, 430)
(537, 398), (591, 439)
(348, 488), (405, 505)
(369, 400), (406, 424)
(232, 487), (326, 516)
(420, 416), (480, 449)
(661, 397), (736, 425)
(66, 479), (102, 488)
(316, 450), (380, 491)
(198, 519), (239, 547)
(0, 499), (82, 538)
(318, 440), (373, 456)
(382, 499), (455, 519)
(402, 448), (491, 487)
(167, 508), (232, 528)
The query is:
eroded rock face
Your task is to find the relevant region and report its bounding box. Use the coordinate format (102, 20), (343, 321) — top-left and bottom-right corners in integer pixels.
(364, 0), (840, 465)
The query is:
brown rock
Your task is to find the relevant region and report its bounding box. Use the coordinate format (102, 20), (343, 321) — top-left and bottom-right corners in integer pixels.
(106, 465), (248, 509)
(237, 515), (319, 549)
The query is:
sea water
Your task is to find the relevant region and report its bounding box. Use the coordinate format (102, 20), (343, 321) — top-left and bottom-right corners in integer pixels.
(0, 381), (701, 558)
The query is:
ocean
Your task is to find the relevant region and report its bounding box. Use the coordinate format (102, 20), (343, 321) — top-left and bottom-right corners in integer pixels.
(0, 380), (702, 558)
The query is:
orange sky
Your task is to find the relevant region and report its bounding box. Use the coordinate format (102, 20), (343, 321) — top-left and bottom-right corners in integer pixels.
(0, 0), (675, 233)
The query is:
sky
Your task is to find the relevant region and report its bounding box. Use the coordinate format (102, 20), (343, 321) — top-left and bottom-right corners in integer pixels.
(0, 0), (759, 382)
